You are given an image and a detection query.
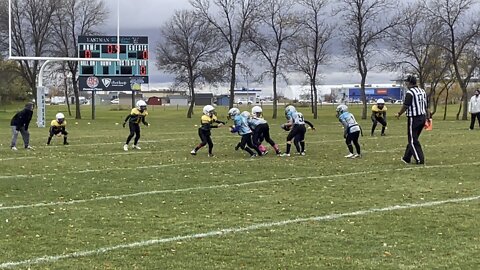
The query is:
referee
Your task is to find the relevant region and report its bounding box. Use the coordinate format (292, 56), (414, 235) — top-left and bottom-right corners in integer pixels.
(395, 75), (429, 165)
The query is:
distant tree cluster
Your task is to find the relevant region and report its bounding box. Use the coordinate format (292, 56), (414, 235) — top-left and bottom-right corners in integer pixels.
(0, 0), (106, 119)
(157, 0), (480, 120)
(0, 0), (478, 120)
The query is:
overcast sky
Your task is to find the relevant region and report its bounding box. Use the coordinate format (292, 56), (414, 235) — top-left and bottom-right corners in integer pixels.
(99, 0), (400, 94)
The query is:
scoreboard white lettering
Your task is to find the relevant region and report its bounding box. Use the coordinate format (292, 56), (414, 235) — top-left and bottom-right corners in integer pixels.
(78, 36), (149, 77)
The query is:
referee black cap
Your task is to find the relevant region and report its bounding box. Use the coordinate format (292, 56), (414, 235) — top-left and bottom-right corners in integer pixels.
(403, 75), (417, 85)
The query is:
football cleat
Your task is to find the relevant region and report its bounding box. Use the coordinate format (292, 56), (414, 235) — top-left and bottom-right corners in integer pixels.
(300, 152), (306, 156)
(123, 144), (129, 151)
(279, 153), (290, 157)
(352, 154), (361, 158)
(11, 146), (18, 151)
(190, 149), (197, 155)
(344, 153), (355, 158)
(132, 145), (141, 150)
(25, 145), (35, 150)
(250, 154), (257, 158)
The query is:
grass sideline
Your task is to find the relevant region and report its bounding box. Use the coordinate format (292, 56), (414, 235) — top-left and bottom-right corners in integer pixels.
(0, 103), (479, 269)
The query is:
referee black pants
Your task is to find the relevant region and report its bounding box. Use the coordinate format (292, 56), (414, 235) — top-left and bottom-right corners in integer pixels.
(403, 115), (426, 164)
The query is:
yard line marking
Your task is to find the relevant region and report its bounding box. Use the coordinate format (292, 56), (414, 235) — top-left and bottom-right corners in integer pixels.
(1, 161), (479, 211)
(1, 195), (478, 269)
(0, 159), (250, 180)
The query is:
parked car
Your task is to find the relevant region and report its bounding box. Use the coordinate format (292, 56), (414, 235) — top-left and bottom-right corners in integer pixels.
(110, 98), (119, 104)
(237, 99), (252, 105)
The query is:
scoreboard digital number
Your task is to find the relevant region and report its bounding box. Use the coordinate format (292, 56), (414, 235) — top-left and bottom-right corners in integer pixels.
(78, 36), (149, 91)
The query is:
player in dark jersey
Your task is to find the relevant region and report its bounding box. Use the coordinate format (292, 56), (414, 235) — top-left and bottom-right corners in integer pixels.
(123, 100), (149, 151)
(190, 105), (225, 157)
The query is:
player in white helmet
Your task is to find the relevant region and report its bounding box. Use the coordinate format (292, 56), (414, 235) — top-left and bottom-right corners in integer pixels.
(371, 98), (387, 136)
(190, 105), (226, 157)
(228, 107), (263, 157)
(248, 106), (281, 155)
(122, 100), (149, 151)
(336, 104), (362, 158)
(46, 112), (69, 145)
(280, 105), (315, 157)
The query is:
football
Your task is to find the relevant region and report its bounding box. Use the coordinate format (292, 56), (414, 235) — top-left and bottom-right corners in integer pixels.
(280, 124), (291, 131)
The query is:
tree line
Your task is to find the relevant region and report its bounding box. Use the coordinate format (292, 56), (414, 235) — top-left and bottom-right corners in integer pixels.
(1, 0), (479, 120)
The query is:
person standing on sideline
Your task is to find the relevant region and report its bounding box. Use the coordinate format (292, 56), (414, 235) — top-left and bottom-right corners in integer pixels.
(468, 89), (480, 130)
(10, 102), (34, 150)
(395, 75), (429, 165)
(371, 98), (387, 136)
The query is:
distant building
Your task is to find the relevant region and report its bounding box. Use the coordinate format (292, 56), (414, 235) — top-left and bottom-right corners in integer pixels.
(234, 88), (262, 104)
(346, 86), (403, 103)
(169, 95), (188, 106)
(194, 93), (214, 106)
(215, 95), (230, 106)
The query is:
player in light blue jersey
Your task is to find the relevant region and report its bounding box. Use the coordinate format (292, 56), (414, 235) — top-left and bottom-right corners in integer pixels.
(336, 104), (361, 158)
(248, 106), (281, 155)
(280, 105), (315, 157)
(228, 108), (263, 157)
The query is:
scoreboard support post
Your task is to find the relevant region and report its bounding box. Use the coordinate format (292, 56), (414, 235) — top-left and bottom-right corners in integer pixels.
(91, 91), (96, 120)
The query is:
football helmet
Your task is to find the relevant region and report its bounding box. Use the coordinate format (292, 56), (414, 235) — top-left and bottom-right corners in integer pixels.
(376, 99), (385, 104)
(336, 104), (348, 114)
(228, 108), (240, 119)
(56, 112), (65, 124)
(251, 106), (262, 116)
(203, 105), (215, 116)
(241, 111), (251, 118)
(285, 105), (296, 114)
(136, 100), (147, 111)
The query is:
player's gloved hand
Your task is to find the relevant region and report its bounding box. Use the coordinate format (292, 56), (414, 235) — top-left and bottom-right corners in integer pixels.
(122, 122), (126, 128)
(144, 122), (150, 127)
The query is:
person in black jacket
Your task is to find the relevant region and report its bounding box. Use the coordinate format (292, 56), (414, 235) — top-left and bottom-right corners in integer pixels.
(10, 102), (34, 150)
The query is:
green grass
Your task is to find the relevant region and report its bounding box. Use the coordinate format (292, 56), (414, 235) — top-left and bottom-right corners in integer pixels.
(0, 103), (479, 269)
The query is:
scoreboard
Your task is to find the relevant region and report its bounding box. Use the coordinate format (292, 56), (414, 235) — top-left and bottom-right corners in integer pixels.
(78, 36), (149, 91)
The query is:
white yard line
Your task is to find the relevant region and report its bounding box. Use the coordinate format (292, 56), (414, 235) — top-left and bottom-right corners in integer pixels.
(1, 161), (479, 211)
(1, 195), (478, 269)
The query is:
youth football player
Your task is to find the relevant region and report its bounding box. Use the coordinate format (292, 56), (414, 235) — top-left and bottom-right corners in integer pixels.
(228, 108), (263, 158)
(190, 105), (225, 157)
(249, 106), (281, 155)
(46, 113), (69, 145)
(280, 105), (315, 157)
(371, 98), (387, 136)
(123, 100), (149, 151)
(336, 104), (361, 158)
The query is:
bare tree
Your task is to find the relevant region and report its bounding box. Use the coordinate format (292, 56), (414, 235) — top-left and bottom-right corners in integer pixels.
(51, 0), (107, 119)
(338, 0), (399, 119)
(156, 10), (225, 118)
(387, 1), (451, 112)
(425, 0), (480, 120)
(247, 0), (300, 119)
(191, 0), (261, 108)
(6, 0), (60, 101)
(285, 0), (332, 119)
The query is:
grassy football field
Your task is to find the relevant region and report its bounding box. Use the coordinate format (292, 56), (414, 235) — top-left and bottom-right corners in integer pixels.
(0, 103), (479, 269)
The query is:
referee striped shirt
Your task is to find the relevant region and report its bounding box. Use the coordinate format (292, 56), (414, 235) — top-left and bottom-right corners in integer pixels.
(404, 86), (427, 117)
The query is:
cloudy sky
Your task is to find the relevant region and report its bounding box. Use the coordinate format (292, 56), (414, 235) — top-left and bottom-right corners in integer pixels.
(100, 0), (400, 94)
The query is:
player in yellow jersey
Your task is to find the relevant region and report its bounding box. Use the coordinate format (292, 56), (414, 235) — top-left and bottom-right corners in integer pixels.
(47, 113), (69, 145)
(371, 98), (387, 136)
(190, 105), (225, 157)
(123, 100), (149, 151)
